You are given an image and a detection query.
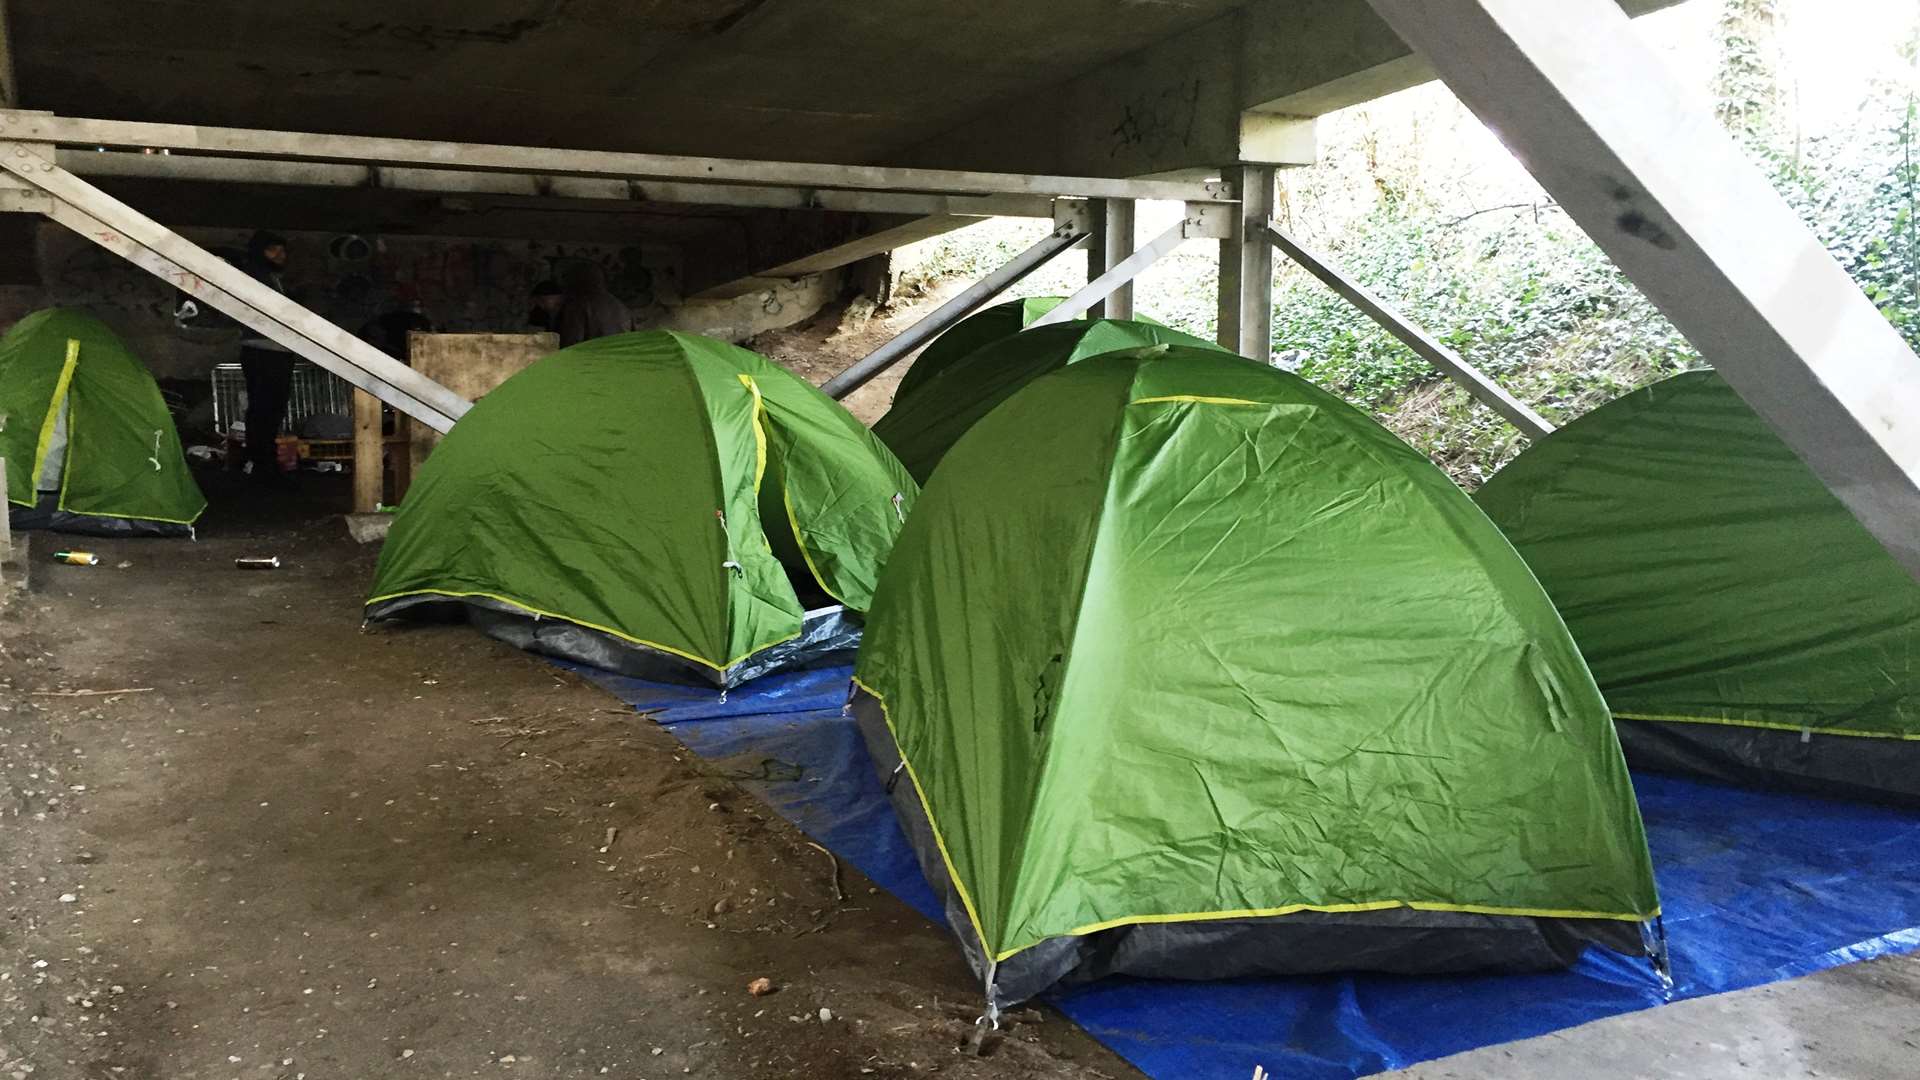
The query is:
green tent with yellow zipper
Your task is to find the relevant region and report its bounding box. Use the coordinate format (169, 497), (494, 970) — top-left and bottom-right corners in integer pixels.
(366, 331), (917, 688)
(1, 308), (204, 537)
(851, 345), (1661, 1009)
(873, 317), (1223, 483)
(1475, 369), (1920, 804)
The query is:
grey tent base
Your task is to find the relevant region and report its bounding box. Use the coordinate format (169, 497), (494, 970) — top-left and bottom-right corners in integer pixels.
(1617, 717), (1920, 807)
(9, 491), (195, 538)
(851, 687), (1653, 1011)
(365, 593), (861, 689)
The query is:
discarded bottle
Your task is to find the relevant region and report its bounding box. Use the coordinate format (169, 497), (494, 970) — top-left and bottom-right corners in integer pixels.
(234, 556), (281, 570)
(52, 550), (100, 566)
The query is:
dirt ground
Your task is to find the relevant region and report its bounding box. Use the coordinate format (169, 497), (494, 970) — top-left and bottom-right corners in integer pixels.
(749, 279), (972, 425)
(0, 473), (1133, 1080)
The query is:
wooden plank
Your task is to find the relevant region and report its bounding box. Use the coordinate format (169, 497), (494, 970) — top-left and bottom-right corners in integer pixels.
(352, 390), (381, 513)
(402, 332), (558, 489)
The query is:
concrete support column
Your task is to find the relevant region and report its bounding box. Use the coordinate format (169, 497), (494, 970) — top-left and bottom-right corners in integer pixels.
(1089, 200), (1137, 320)
(1217, 165), (1276, 362)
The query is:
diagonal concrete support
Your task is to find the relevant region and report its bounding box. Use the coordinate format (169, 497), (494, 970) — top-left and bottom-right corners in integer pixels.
(0, 141), (469, 431)
(1361, 0), (1920, 574)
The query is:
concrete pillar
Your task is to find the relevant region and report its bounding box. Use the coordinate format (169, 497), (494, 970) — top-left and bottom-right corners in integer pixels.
(1100, 200), (1137, 321)
(1217, 165), (1276, 362)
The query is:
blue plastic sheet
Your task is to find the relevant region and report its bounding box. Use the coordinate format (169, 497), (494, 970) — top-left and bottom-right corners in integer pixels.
(569, 662), (1920, 1079)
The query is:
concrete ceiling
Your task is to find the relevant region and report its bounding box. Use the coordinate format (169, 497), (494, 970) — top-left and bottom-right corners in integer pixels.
(11, 0), (1248, 164)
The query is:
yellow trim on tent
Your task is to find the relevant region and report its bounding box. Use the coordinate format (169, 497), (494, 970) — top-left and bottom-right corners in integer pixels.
(738, 373), (769, 495)
(29, 338), (80, 489)
(850, 675), (998, 957)
(1130, 394), (1264, 407)
(1615, 711), (1920, 741)
(857, 674), (1660, 966)
(366, 587), (800, 673)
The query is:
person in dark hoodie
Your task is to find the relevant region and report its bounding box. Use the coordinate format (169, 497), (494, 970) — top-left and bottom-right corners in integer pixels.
(526, 279), (564, 333)
(238, 230), (297, 481)
(556, 262), (631, 347)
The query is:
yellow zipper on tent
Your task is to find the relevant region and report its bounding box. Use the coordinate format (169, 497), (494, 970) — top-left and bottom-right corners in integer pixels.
(737, 372), (849, 606)
(1129, 394), (1264, 407)
(29, 338), (80, 497)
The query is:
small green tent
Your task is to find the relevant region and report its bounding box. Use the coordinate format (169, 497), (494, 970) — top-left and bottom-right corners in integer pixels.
(872, 318), (1225, 483)
(0, 308), (204, 537)
(853, 346), (1660, 1009)
(891, 296), (1071, 404)
(367, 331), (918, 688)
(1476, 370), (1920, 803)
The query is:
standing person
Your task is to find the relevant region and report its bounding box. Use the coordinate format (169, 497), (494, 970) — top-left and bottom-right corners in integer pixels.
(556, 262), (631, 347)
(238, 230), (296, 481)
(526, 279), (564, 333)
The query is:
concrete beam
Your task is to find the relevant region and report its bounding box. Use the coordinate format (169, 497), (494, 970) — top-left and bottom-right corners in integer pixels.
(60, 150), (1058, 219)
(1363, 0), (1920, 574)
(903, 0), (1683, 177)
(693, 214), (976, 300)
(1, 111), (1232, 204)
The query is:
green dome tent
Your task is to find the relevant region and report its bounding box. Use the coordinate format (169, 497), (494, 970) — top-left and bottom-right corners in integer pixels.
(890, 296), (1071, 405)
(871, 318), (1223, 483)
(366, 331), (918, 688)
(1476, 370), (1920, 803)
(0, 308), (204, 537)
(852, 346), (1660, 1010)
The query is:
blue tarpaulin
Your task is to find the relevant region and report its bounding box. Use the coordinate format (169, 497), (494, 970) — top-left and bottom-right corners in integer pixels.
(569, 661), (1920, 1080)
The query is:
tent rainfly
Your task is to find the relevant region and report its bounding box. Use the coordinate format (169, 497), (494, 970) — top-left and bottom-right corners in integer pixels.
(889, 296), (1072, 405)
(1476, 370), (1920, 804)
(852, 346), (1662, 1010)
(366, 331), (918, 688)
(0, 308), (205, 536)
(872, 317), (1225, 483)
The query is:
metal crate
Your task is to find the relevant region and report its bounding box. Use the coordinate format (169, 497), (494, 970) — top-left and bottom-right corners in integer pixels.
(211, 361), (355, 438)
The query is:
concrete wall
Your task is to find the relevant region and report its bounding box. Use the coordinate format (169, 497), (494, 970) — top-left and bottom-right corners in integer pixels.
(24, 224), (842, 381)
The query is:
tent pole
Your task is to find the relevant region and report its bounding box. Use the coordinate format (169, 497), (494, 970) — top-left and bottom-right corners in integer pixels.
(1361, 0), (1920, 575)
(1265, 221), (1555, 439)
(0, 140), (469, 432)
(821, 208), (1091, 400)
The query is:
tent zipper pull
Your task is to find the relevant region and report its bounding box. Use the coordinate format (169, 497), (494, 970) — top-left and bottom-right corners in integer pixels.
(885, 761), (905, 794)
(715, 509), (743, 575)
(149, 430), (163, 471)
(891, 492), (906, 524)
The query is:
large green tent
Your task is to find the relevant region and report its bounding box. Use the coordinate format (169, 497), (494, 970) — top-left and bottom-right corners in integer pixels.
(1476, 370), (1920, 803)
(852, 346), (1660, 1009)
(871, 318), (1224, 482)
(0, 308), (204, 537)
(890, 296), (1070, 404)
(367, 331), (918, 688)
